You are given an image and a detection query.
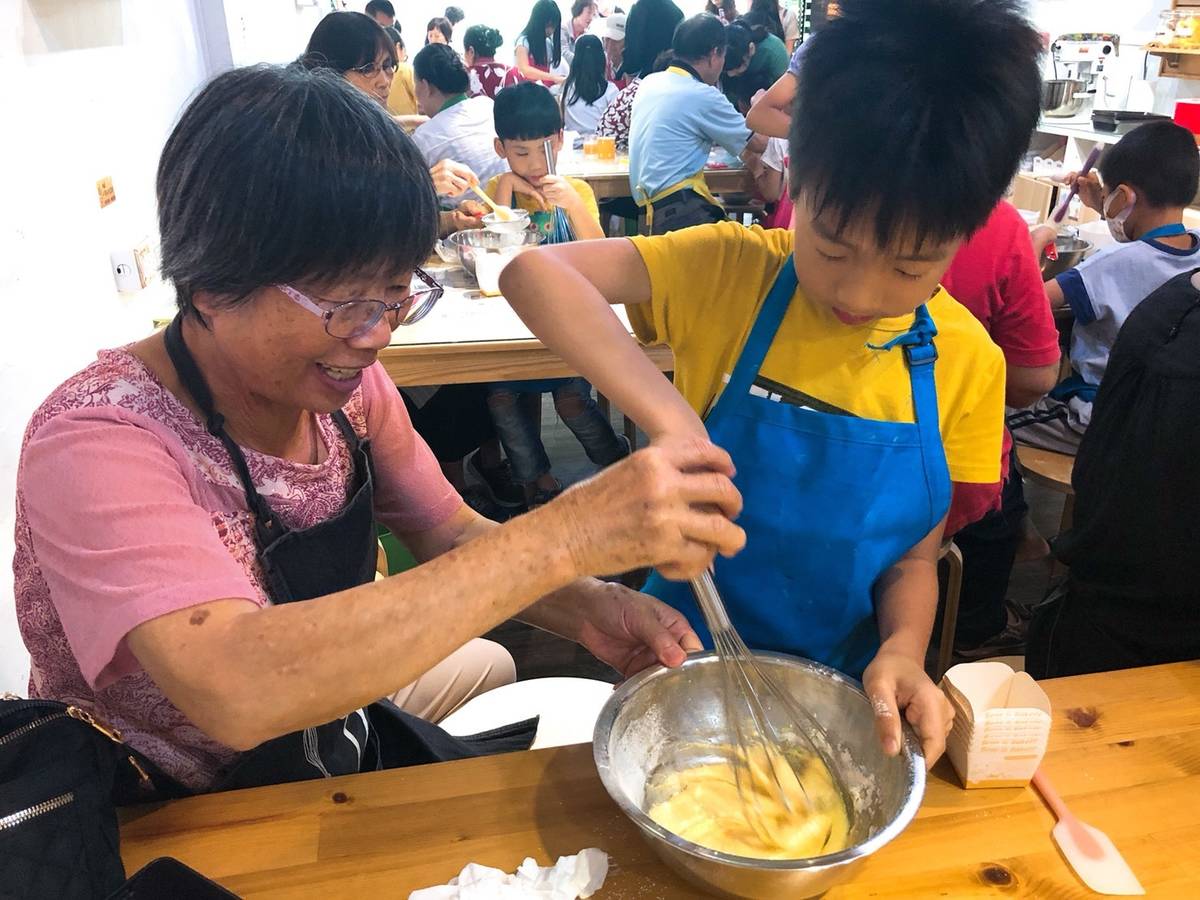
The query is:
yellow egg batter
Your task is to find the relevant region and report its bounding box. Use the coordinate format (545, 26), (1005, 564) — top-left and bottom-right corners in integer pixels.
(646, 747), (850, 860)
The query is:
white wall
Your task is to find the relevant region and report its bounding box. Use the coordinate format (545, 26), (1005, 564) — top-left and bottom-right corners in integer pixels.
(0, 0), (222, 693)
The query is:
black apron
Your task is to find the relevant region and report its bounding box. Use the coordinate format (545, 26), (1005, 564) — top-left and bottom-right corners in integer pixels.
(155, 316), (534, 796)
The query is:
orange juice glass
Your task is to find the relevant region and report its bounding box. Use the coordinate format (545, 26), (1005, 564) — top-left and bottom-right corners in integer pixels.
(595, 136), (616, 161)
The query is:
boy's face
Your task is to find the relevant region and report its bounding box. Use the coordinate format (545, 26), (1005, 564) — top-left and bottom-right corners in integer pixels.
(494, 132), (563, 184)
(792, 194), (961, 325)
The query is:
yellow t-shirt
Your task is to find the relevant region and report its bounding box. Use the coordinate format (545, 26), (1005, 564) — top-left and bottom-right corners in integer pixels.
(627, 221), (1005, 485)
(387, 63), (418, 117)
(485, 174), (600, 224)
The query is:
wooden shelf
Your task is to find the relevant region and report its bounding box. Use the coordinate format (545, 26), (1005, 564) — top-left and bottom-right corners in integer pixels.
(1147, 43), (1200, 80)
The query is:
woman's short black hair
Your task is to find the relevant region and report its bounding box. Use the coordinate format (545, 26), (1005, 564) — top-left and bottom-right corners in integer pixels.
(413, 42), (469, 94)
(790, 0), (1042, 250)
(571, 1), (596, 17)
(620, 0), (683, 79)
(494, 81), (562, 141)
(563, 34), (609, 107)
(521, 0), (563, 69)
(463, 24), (503, 58)
(302, 11), (395, 74)
(1099, 121), (1200, 209)
(426, 17), (453, 44)
(157, 65), (438, 318)
(672, 13), (726, 62)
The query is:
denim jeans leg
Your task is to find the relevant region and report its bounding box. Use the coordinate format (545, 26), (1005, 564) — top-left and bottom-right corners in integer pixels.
(553, 378), (627, 467)
(486, 387), (551, 483)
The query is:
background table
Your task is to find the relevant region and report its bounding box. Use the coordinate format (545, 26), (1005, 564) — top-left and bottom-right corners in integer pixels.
(119, 661), (1200, 898)
(558, 158), (753, 202)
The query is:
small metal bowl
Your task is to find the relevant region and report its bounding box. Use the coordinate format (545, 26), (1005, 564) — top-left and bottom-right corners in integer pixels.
(594, 652), (924, 899)
(1041, 235), (1094, 281)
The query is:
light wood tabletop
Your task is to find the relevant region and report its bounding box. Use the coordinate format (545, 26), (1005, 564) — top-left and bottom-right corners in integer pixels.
(118, 661), (1200, 898)
(378, 264), (672, 388)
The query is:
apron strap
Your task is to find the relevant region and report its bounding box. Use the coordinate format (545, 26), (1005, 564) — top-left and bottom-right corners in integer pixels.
(708, 256), (799, 421)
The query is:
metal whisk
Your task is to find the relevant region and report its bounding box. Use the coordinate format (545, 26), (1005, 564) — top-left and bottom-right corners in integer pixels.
(690, 570), (849, 848)
(542, 139), (575, 245)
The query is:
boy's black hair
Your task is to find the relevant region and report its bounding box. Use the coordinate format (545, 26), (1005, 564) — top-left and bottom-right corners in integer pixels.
(672, 13), (726, 62)
(301, 11), (395, 75)
(445, 6), (465, 25)
(158, 65), (437, 320)
(364, 1), (395, 20)
(494, 81), (562, 141)
(563, 34), (610, 106)
(790, 0), (1042, 250)
(412, 42), (469, 94)
(426, 16), (453, 43)
(1099, 121), (1200, 209)
(520, 0), (563, 69)
(463, 24), (504, 58)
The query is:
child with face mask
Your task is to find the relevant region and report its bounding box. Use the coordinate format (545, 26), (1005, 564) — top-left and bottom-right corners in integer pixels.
(1015, 121), (1200, 454)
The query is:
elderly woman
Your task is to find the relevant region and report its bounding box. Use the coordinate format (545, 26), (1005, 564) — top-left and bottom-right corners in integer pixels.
(13, 64), (744, 796)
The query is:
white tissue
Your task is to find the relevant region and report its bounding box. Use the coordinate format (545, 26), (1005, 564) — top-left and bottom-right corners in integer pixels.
(408, 848), (608, 900)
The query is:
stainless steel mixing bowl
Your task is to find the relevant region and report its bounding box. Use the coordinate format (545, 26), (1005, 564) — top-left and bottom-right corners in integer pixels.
(441, 228), (542, 279)
(1041, 235), (1095, 281)
(593, 652), (924, 899)
(1041, 79), (1087, 118)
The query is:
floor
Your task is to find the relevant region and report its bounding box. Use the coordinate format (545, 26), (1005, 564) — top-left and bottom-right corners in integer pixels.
(481, 396), (1070, 684)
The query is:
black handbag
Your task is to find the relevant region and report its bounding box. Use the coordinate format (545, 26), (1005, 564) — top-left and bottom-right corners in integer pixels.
(0, 694), (154, 900)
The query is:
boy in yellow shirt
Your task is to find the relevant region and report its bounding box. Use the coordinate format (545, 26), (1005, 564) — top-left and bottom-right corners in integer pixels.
(479, 82), (625, 506)
(484, 82), (604, 243)
(500, 0), (1044, 766)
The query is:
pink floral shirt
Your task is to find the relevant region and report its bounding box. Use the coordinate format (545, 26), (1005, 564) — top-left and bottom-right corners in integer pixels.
(13, 349), (460, 791)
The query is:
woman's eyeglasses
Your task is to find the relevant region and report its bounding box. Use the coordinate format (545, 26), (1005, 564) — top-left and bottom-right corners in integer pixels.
(277, 269), (444, 339)
(351, 60), (397, 78)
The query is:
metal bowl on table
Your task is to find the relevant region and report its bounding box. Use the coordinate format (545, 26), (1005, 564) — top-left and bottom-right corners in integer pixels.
(593, 652), (924, 899)
(1041, 235), (1094, 281)
(1041, 78), (1087, 118)
(441, 228), (543, 279)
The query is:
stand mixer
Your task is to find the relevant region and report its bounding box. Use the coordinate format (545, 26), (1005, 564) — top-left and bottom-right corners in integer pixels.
(1045, 33), (1122, 117)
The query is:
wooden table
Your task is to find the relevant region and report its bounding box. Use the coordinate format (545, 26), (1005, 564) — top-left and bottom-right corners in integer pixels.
(379, 265), (672, 388)
(557, 158), (753, 202)
(119, 662), (1200, 898)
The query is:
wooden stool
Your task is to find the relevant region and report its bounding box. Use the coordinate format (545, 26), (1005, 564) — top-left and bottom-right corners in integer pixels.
(1015, 445), (1076, 577)
(936, 540), (964, 682)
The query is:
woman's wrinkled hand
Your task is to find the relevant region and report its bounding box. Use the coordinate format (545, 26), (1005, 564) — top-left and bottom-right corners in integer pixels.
(550, 435), (745, 582)
(429, 158), (479, 196)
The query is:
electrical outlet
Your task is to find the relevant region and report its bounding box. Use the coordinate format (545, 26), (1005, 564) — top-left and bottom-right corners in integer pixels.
(110, 237), (159, 292)
(96, 176), (116, 208)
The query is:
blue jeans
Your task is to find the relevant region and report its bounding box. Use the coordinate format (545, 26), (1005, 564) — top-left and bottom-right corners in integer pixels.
(485, 378), (626, 483)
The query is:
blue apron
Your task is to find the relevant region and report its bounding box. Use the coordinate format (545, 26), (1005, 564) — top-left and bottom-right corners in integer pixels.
(645, 257), (952, 678)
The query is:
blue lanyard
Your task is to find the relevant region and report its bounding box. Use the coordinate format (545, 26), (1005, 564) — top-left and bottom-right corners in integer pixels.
(1141, 223), (1188, 242)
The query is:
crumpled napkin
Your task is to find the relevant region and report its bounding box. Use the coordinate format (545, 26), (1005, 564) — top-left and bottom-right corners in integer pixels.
(408, 848), (609, 900)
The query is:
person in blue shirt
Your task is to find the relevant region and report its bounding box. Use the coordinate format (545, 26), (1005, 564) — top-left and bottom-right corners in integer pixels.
(1013, 121), (1200, 454)
(628, 14), (767, 234)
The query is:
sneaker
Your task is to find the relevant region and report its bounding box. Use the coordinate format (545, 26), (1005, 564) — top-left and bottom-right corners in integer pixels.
(954, 605), (1029, 661)
(529, 479), (563, 508)
(467, 452), (527, 509)
(460, 485), (509, 522)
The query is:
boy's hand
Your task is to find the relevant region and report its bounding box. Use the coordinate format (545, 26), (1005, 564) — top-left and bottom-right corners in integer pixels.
(429, 159), (479, 196)
(862, 645), (954, 767)
(499, 172), (548, 210)
(1029, 223), (1058, 258)
(539, 174), (582, 212)
(1063, 169), (1105, 213)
